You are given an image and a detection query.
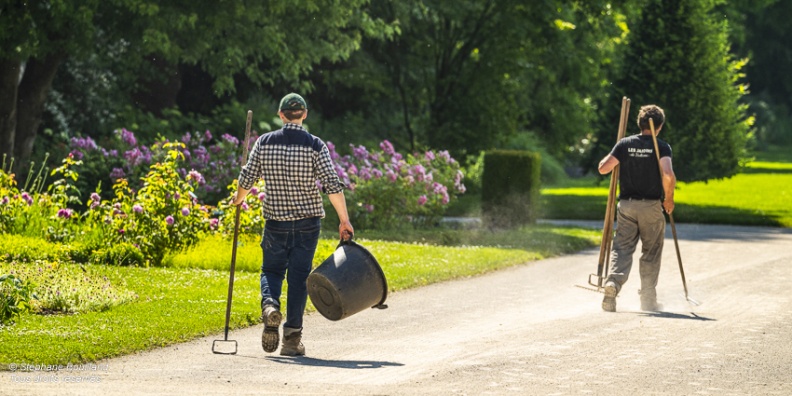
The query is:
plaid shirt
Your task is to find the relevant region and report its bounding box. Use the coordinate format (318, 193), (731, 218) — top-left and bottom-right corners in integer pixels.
(238, 123), (344, 221)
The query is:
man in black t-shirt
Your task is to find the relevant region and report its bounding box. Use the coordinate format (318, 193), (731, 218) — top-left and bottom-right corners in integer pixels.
(597, 104), (676, 312)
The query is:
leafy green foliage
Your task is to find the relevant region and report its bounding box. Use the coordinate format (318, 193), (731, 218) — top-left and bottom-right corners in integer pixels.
(600, 0), (752, 182)
(0, 274), (36, 326)
(83, 143), (210, 265)
(313, 0), (628, 162)
(0, 234), (70, 263)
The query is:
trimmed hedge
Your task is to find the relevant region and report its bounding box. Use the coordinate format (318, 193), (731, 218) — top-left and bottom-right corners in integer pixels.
(481, 150), (541, 228)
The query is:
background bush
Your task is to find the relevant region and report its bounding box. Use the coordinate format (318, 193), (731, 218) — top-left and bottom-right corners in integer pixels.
(482, 150), (541, 228)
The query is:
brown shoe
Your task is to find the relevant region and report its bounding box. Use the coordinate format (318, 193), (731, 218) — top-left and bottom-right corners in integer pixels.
(602, 283), (617, 312)
(280, 327), (305, 356)
(261, 305), (282, 353)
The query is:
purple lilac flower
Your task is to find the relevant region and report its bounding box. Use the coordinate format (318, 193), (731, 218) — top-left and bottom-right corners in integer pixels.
(181, 207), (190, 216)
(392, 152), (403, 161)
(364, 204), (374, 213)
(21, 192), (33, 206)
(110, 168), (126, 179)
(181, 132), (192, 144)
(347, 164), (358, 176)
(221, 133), (239, 146)
(70, 150), (84, 160)
(174, 192), (181, 200)
(70, 136), (98, 151)
(371, 169), (383, 179)
(165, 216), (174, 226)
(188, 170), (205, 185)
(90, 192), (101, 202)
(204, 130), (213, 142)
(250, 187), (258, 195)
(209, 218), (219, 229)
(241, 202), (249, 210)
(438, 150), (455, 164)
(118, 128), (137, 146)
(132, 204), (143, 214)
(417, 195), (428, 206)
(57, 208), (73, 219)
(351, 145), (368, 161)
(379, 140), (395, 156)
(386, 170), (398, 182)
(425, 151), (435, 161)
(258, 192), (266, 202)
(359, 168), (371, 181)
(327, 142), (340, 161)
(0, 197), (8, 205)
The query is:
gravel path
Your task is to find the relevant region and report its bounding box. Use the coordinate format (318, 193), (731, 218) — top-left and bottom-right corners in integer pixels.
(3, 223), (791, 395)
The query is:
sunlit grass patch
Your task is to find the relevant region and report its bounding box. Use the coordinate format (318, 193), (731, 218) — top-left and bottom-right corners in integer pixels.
(0, 261), (137, 315)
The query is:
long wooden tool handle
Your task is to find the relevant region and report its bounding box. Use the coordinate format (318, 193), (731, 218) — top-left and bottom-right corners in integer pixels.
(596, 97), (630, 286)
(222, 110), (254, 340)
(648, 118), (689, 298)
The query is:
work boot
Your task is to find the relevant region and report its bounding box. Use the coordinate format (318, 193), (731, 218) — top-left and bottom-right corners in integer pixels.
(639, 289), (663, 311)
(261, 304), (282, 353)
(280, 327), (305, 356)
(602, 282), (617, 312)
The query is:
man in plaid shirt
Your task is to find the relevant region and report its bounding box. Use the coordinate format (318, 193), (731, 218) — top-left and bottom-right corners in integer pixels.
(232, 93), (354, 356)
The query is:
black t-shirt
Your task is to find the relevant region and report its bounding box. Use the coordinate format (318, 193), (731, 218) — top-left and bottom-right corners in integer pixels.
(610, 134), (672, 200)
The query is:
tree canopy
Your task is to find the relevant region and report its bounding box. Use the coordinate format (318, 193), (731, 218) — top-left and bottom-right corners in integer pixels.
(2, 0), (786, 183)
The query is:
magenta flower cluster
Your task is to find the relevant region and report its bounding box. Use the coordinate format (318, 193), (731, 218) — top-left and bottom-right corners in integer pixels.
(325, 140), (465, 229)
(69, 128), (259, 205)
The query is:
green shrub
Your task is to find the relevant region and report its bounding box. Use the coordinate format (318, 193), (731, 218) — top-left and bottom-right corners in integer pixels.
(482, 150), (541, 228)
(83, 143), (211, 265)
(0, 234), (70, 263)
(0, 274), (37, 326)
(90, 242), (145, 266)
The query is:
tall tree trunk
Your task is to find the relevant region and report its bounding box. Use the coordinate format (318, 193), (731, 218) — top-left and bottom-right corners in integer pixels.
(13, 52), (66, 169)
(0, 60), (21, 161)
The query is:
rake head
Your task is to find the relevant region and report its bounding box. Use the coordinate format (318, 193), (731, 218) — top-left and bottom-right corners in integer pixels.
(211, 339), (238, 355)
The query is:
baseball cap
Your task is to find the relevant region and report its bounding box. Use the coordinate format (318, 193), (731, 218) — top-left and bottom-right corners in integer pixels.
(279, 93), (307, 111)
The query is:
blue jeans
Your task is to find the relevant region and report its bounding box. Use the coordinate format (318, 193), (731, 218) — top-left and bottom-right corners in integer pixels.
(260, 217), (321, 330)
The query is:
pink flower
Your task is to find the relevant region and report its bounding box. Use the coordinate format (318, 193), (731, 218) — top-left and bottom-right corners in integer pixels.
(90, 192), (101, 202)
(258, 192), (266, 202)
(425, 151), (435, 161)
(133, 204), (144, 214)
(57, 208), (74, 219)
(165, 216), (174, 226)
(181, 207), (190, 216)
(364, 204), (374, 213)
(379, 140), (395, 156)
(417, 195), (428, 206)
(209, 218), (219, 229)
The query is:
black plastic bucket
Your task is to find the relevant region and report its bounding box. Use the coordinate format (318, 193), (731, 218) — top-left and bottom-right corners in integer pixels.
(307, 239), (388, 321)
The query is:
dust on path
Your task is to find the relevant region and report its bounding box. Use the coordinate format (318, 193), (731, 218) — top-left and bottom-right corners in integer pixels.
(2, 223), (791, 395)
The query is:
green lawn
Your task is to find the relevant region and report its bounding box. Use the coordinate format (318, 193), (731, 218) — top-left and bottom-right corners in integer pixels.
(541, 153), (792, 227)
(1, 225), (599, 366)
